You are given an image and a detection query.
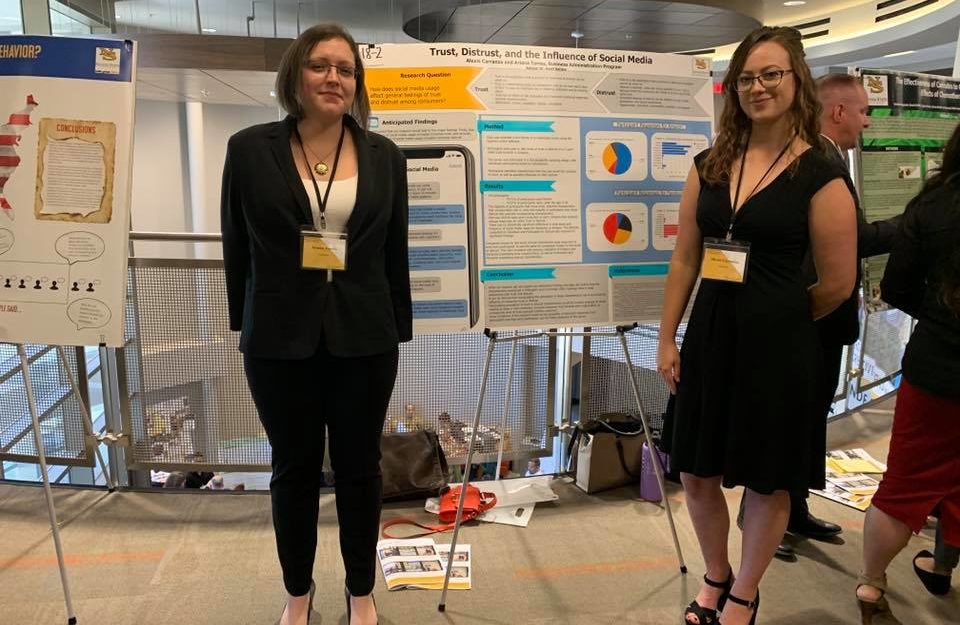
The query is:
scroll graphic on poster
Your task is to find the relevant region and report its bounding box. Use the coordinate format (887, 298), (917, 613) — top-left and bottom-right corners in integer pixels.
(859, 69), (960, 310)
(35, 118), (117, 223)
(0, 36), (135, 347)
(365, 44), (713, 330)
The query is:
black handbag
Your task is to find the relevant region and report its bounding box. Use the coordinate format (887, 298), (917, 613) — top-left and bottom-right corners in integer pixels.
(380, 430), (449, 502)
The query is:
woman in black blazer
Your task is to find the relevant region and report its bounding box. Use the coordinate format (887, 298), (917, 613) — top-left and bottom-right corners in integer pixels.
(221, 23), (411, 625)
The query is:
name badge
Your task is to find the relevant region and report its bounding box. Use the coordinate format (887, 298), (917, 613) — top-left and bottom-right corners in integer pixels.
(300, 230), (347, 271)
(701, 237), (750, 283)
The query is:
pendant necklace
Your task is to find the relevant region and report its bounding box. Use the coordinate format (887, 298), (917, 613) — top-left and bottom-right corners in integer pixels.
(301, 127), (341, 176)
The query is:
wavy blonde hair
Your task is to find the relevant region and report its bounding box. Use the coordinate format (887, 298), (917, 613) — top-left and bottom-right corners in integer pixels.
(701, 26), (824, 185)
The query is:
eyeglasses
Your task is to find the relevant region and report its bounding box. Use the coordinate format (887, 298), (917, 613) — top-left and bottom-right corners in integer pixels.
(733, 69), (793, 93)
(304, 61), (358, 80)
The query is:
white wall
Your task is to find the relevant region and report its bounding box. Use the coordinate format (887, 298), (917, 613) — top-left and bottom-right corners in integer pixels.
(129, 100), (277, 257)
(131, 100), (190, 257)
(201, 103), (279, 236)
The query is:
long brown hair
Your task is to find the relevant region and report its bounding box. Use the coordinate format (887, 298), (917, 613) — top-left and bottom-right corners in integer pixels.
(701, 26), (823, 185)
(275, 23), (371, 129)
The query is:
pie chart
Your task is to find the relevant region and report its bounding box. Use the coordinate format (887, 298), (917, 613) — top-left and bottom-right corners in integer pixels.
(602, 212), (633, 244)
(602, 142), (632, 175)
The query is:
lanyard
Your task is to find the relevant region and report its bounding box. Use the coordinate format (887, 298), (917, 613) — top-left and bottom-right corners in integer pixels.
(729, 134), (794, 240)
(295, 122), (346, 230)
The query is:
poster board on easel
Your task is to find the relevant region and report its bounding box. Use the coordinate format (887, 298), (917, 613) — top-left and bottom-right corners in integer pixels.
(0, 36), (136, 347)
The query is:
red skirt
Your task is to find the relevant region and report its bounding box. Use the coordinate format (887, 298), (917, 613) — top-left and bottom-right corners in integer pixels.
(872, 379), (960, 545)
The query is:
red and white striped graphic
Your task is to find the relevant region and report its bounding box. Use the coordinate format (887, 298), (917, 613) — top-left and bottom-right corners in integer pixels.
(0, 94), (39, 221)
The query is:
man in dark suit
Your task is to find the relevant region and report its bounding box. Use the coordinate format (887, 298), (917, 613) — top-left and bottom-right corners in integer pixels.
(737, 74), (901, 559)
(787, 74), (901, 552)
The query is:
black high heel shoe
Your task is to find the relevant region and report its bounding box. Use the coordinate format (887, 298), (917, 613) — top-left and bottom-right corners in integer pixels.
(722, 589), (759, 625)
(913, 550), (952, 596)
(277, 581), (315, 625)
(345, 586), (378, 625)
(683, 569), (733, 624)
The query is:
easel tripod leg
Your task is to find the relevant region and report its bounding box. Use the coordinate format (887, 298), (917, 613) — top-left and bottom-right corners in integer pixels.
(616, 330), (687, 574)
(438, 331), (497, 611)
(17, 344), (78, 623)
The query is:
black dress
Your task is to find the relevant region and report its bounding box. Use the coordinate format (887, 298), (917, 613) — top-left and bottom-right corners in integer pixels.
(670, 148), (848, 494)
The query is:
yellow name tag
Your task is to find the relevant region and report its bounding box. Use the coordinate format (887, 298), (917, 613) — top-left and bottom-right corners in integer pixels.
(701, 237), (750, 283)
(300, 230), (347, 271)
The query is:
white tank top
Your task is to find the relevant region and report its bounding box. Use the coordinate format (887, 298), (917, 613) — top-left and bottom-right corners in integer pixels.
(302, 175), (357, 232)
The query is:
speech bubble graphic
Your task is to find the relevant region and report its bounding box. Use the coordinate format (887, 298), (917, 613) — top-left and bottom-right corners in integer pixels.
(67, 298), (111, 330)
(0, 229), (12, 256)
(55, 232), (105, 265)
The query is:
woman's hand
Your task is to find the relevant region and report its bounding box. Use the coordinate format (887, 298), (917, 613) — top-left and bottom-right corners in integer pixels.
(657, 340), (681, 395)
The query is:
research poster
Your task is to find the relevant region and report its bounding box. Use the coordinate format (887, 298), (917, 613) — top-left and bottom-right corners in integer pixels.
(364, 44), (713, 331)
(859, 69), (960, 310)
(0, 36), (135, 347)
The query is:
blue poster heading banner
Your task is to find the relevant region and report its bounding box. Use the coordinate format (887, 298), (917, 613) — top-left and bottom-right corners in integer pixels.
(608, 264), (669, 278)
(0, 36), (134, 83)
(477, 120), (554, 133)
(480, 268), (556, 281)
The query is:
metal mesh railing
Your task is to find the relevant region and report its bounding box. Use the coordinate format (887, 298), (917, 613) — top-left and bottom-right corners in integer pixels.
(860, 307), (912, 390)
(389, 331), (554, 463)
(578, 324), (683, 437)
(0, 345), (93, 466)
(121, 260), (556, 471)
(122, 259), (265, 470)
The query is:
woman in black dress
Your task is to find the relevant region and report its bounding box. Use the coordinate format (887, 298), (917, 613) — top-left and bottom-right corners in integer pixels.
(657, 27), (857, 625)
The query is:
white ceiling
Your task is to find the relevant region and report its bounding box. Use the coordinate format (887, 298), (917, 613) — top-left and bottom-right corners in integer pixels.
(762, 0), (865, 24)
(137, 68), (278, 107)
(120, 0), (960, 106)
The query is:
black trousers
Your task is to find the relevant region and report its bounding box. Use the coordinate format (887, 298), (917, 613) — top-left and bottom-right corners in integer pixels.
(244, 342), (399, 597)
(790, 335), (845, 517)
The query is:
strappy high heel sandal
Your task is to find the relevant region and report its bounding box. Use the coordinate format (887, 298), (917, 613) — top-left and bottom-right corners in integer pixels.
(856, 573), (890, 624)
(683, 570), (734, 624)
(721, 589), (759, 625)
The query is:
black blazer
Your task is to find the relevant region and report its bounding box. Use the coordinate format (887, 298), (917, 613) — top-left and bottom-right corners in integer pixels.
(881, 183), (960, 400)
(811, 142), (900, 346)
(221, 114), (412, 359)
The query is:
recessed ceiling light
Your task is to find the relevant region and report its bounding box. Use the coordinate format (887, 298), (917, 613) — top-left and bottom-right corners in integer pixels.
(269, 90), (276, 97)
(199, 89), (210, 97)
(883, 50), (916, 58)
(783, 1), (806, 6)
(624, 34), (633, 40)
(201, 28), (217, 33)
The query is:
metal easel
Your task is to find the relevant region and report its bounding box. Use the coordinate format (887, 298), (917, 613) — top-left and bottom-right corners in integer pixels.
(438, 324), (686, 611)
(10, 342), (113, 624)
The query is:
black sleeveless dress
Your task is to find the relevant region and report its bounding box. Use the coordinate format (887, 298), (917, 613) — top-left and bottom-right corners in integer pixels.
(669, 148), (848, 494)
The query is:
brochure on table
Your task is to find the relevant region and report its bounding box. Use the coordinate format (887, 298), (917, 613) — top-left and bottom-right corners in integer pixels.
(364, 43), (713, 331)
(0, 36), (135, 347)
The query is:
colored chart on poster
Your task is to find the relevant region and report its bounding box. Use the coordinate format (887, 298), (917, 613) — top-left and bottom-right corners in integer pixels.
(652, 202), (680, 250)
(602, 142), (632, 175)
(586, 202), (648, 253)
(651, 132), (709, 182)
(602, 212), (632, 244)
(586, 131), (648, 181)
